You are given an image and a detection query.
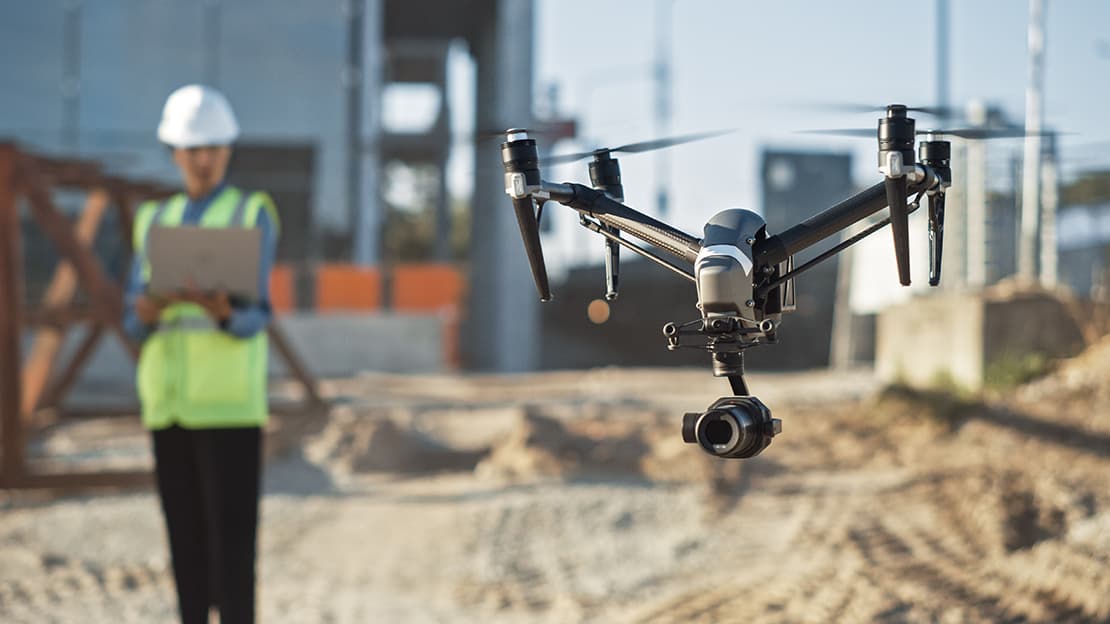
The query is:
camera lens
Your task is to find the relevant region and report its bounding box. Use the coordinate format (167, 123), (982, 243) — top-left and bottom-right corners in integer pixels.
(704, 418), (735, 446)
(697, 408), (750, 456)
(684, 397), (779, 459)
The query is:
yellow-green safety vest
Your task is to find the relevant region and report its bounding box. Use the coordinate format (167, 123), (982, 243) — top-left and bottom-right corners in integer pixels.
(132, 186), (279, 430)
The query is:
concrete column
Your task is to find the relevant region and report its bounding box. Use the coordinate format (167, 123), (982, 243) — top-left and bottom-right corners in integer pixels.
(1039, 135), (1058, 287)
(965, 100), (988, 289)
(434, 155), (451, 261)
(965, 140), (987, 288)
(350, 0), (383, 266)
(1018, 0), (1045, 282)
(435, 51), (452, 261)
(464, 0), (539, 372)
(943, 141), (967, 290)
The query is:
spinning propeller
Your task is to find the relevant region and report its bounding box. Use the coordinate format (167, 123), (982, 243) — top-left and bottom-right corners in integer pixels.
(542, 129), (734, 165)
(501, 127), (736, 301)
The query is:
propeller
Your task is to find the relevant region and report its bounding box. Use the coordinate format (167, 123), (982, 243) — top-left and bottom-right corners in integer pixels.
(799, 127), (1059, 140)
(789, 101), (962, 119)
(542, 129), (735, 166)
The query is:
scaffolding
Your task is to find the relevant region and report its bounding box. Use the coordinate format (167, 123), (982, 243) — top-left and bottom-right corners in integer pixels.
(0, 143), (322, 490)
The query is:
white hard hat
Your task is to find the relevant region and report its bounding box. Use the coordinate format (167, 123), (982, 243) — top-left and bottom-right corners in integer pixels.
(157, 84), (240, 148)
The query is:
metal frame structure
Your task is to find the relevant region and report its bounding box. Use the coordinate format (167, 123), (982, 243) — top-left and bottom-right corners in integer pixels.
(0, 143), (323, 490)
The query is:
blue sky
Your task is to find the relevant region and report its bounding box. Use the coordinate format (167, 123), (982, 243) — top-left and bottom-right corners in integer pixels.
(2, 0), (1105, 269)
(467, 0), (1109, 270)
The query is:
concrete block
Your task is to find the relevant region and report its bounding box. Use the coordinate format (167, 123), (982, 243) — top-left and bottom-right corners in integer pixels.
(877, 290), (1086, 391)
(36, 313), (446, 402)
(268, 312), (446, 377)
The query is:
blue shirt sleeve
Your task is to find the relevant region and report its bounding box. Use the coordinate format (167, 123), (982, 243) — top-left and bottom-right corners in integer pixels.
(122, 249), (156, 343)
(220, 202), (277, 339)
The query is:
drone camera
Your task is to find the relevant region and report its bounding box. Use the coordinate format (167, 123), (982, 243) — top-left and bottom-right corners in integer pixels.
(499, 109), (953, 460)
(682, 396), (780, 459)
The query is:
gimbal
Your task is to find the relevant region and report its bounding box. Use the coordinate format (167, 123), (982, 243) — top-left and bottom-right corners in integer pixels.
(501, 105), (953, 459)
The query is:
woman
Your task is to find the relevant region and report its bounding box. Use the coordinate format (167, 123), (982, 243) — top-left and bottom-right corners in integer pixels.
(122, 84), (279, 624)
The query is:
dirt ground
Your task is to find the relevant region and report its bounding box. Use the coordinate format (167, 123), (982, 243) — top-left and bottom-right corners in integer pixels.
(1, 347), (1108, 623)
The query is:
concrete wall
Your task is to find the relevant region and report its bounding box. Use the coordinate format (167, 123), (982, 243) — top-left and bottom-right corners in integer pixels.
(876, 290), (1086, 391)
(27, 313), (446, 404)
(271, 313), (445, 377)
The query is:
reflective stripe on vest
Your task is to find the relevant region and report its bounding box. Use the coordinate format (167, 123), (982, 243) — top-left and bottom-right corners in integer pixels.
(134, 186), (271, 430)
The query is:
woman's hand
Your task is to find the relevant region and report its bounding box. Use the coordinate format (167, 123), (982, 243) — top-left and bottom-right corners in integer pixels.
(176, 277), (233, 323)
(181, 289), (233, 323)
(135, 295), (167, 325)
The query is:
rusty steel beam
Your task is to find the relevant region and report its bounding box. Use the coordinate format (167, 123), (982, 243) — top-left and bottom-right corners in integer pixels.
(112, 326), (140, 361)
(18, 160), (123, 313)
(114, 189), (136, 256)
(22, 306), (104, 327)
(28, 156), (102, 183)
(0, 147), (193, 490)
(21, 189), (110, 417)
(16, 157), (140, 364)
(0, 144), (26, 481)
(268, 323), (325, 406)
(38, 323), (106, 411)
(0, 470), (152, 490)
(48, 404), (140, 420)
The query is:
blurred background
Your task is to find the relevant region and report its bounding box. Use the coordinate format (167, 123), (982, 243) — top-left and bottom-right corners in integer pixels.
(1, 1), (1109, 622)
(2, 0), (1109, 375)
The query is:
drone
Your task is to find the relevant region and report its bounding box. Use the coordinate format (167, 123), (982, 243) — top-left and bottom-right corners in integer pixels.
(501, 104), (967, 460)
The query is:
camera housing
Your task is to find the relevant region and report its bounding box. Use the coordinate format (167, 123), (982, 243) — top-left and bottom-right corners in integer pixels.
(682, 396), (781, 459)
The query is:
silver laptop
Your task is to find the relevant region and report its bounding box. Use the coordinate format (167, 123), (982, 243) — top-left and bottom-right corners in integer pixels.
(146, 225), (262, 300)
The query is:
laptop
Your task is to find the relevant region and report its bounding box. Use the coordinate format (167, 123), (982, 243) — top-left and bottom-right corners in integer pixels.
(146, 225), (262, 300)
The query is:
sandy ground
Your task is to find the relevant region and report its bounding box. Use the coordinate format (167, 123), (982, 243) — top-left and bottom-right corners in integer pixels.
(1, 353), (1109, 623)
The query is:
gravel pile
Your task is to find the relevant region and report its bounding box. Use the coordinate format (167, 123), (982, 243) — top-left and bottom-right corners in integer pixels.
(2, 364), (1107, 623)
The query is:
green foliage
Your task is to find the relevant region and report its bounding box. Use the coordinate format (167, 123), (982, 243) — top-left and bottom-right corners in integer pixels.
(927, 368), (971, 397)
(873, 384), (980, 431)
(984, 352), (1053, 390)
(1062, 170), (1110, 205)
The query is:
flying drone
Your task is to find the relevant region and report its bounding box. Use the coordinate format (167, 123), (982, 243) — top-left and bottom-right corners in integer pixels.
(500, 104), (1020, 459)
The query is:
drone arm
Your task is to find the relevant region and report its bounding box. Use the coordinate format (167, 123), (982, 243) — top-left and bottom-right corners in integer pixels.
(579, 217), (696, 282)
(754, 195), (929, 298)
(754, 167), (937, 267)
(553, 183), (701, 264)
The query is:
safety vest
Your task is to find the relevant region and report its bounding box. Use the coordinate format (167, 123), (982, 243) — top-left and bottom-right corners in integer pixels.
(132, 186), (278, 430)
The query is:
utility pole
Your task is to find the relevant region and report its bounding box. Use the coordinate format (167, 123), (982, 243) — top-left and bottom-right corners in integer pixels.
(203, 0), (222, 87)
(935, 0), (970, 289)
(1039, 133), (1058, 287)
(345, 0), (365, 263)
(936, 0), (949, 113)
(965, 100), (988, 288)
(61, 0), (82, 150)
(345, 0), (381, 266)
(1018, 0), (1045, 282)
(653, 0), (672, 218)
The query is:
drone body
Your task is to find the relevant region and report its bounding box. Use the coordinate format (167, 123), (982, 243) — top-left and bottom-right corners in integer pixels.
(501, 106), (960, 459)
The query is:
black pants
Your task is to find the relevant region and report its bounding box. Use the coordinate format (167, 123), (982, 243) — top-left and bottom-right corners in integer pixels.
(152, 425), (261, 624)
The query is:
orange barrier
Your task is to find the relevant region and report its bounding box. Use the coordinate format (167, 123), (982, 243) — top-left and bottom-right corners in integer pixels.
(391, 263), (465, 312)
(316, 264), (381, 311)
(304, 262), (464, 367)
(392, 263), (465, 368)
(269, 264), (296, 314)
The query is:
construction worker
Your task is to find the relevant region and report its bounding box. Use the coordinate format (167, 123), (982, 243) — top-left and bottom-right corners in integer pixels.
(122, 84), (278, 624)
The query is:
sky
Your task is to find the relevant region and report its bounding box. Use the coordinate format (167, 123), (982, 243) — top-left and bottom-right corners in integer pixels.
(2, 0), (1107, 277)
(443, 0), (1110, 274)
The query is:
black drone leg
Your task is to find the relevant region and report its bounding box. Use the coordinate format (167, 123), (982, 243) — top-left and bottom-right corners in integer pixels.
(712, 351), (750, 396)
(728, 374), (750, 396)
